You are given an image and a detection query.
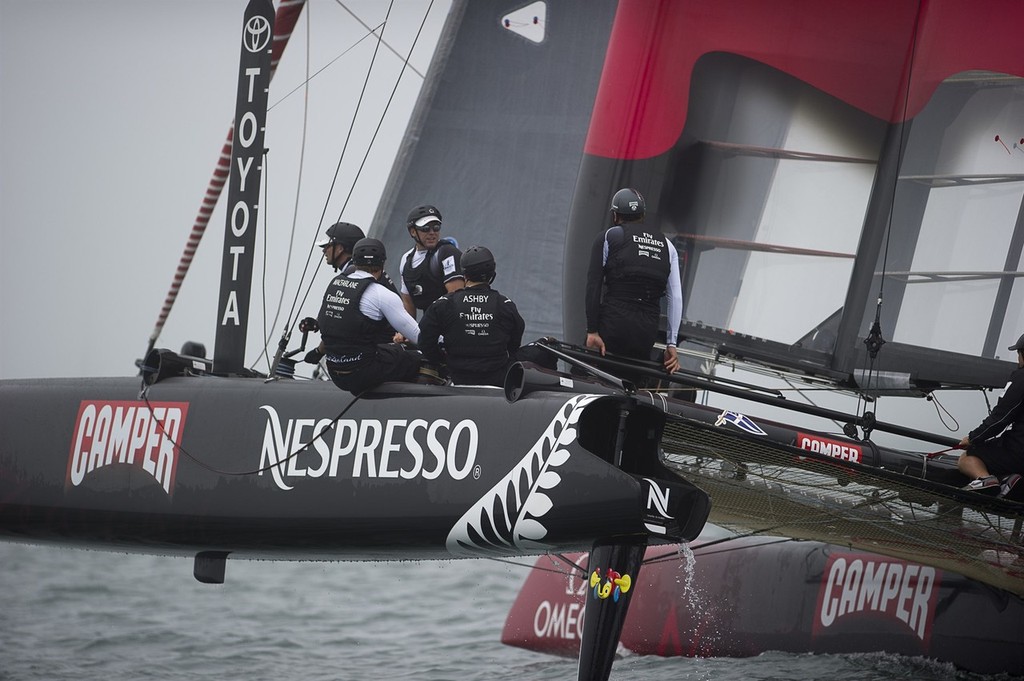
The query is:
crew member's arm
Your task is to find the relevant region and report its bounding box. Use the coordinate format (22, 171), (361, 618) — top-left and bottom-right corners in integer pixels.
(968, 368), (1024, 443)
(663, 246), (683, 373)
(503, 297), (526, 354)
(417, 300), (447, 364)
(584, 231), (608, 354)
(400, 292), (417, 318)
(373, 285), (421, 345)
(299, 317), (324, 364)
(398, 256), (418, 317)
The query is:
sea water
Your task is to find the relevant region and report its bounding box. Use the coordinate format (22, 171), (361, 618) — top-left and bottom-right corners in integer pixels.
(0, 542), (1004, 681)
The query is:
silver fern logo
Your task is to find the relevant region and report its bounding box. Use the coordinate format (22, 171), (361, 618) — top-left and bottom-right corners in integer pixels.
(445, 394), (599, 556)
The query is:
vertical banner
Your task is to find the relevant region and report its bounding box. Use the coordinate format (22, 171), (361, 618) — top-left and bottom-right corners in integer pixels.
(213, 0), (275, 375)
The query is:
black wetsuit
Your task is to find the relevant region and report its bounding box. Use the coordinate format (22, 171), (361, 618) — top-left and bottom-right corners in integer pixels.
(585, 224), (673, 362)
(418, 285), (525, 387)
(967, 366), (1024, 475)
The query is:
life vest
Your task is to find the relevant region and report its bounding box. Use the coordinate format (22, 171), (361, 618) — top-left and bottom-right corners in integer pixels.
(603, 225), (671, 305)
(317, 275), (393, 367)
(402, 241), (461, 310)
(441, 287), (510, 362)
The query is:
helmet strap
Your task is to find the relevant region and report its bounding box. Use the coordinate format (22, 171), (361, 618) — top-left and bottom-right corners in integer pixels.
(410, 227), (426, 249)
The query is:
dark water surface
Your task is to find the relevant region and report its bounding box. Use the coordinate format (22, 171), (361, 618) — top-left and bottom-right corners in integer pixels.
(0, 542), (1005, 680)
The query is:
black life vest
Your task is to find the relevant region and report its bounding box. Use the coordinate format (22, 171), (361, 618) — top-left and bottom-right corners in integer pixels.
(603, 225), (671, 306)
(441, 287), (510, 363)
(402, 242), (460, 311)
(317, 275), (393, 367)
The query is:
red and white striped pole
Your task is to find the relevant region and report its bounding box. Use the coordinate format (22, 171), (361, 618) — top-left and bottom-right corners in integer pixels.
(144, 0), (307, 360)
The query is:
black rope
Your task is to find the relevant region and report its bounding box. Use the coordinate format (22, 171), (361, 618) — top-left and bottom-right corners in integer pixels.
(642, 535), (796, 566)
(335, 0), (437, 220)
(138, 378), (363, 477)
(857, 3), (924, 434)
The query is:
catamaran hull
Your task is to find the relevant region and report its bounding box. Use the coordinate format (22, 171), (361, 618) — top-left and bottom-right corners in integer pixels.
(502, 535), (1024, 675)
(0, 376), (709, 562)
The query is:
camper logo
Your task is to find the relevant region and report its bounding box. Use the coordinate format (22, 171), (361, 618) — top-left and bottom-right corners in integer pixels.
(67, 400), (188, 496)
(814, 552), (939, 645)
(797, 432), (863, 464)
(714, 410), (767, 436)
(590, 567), (632, 602)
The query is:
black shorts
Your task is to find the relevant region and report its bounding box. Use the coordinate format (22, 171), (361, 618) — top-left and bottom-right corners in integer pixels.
(327, 344), (420, 395)
(598, 299), (660, 362)
(970, 436), (1024, 476)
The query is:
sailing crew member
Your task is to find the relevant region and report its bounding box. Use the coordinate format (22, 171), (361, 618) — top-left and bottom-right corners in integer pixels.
(585, 187), (682, 384)
(305, 238), (422, 395)
(957, 333), (1024, 495)
(399, 204), (464, 317)
(318, 221), (397, 292)
(418, 245), (525, 387)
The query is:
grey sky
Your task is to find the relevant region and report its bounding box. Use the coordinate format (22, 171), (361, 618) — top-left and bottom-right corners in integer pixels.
(0, 0), (450, 379)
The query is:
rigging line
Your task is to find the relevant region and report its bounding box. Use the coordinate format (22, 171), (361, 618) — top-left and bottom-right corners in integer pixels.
(138, 378), (364, 477)
(144, 0), (307, 360)
(481, 555), (571, 576)
(261, 5), (315, 375)
(266, 21), (385, 112)
(268, 21), (387, 346)
(548, 551), (589, 576)
(254, 148), (274, 373)
(780, 374), (848, 433)
(642, 538), (797, 566)
(336, 0), (437, 220)
(928, 390), (961, 432)
(334, 0), (425, 79)
(283, 1), (398, 335)
(859, 1), (924, 426)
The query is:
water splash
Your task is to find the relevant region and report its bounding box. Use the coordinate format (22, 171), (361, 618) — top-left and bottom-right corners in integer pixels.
(676, 542), (699, 602)
(674, 541), (726, 654)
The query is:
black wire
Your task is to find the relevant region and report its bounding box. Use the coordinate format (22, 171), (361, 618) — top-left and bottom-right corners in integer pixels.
(858, 5), (924, 431)
(336, 0), (437, 220)
(642, 536), (796, 566)
(280, 3), (403, 361)
(138, 378), (363, 477)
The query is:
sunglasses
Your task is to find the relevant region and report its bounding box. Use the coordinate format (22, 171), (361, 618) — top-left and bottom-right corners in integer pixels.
(415, 224), (441, 233)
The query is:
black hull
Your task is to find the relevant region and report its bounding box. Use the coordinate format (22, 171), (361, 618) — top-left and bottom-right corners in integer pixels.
(0, 375), (709, 562)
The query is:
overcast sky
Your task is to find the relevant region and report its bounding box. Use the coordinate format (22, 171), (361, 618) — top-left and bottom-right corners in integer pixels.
(0, 0), (451, 379)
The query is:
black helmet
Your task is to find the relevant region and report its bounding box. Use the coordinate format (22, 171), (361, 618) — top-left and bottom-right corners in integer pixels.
(351, 238), (387, 267)
(407, 204), (442, 229)
(462, 245), (496, 282)
(318, 221), (365, 251)
(610, 187), (645, 219)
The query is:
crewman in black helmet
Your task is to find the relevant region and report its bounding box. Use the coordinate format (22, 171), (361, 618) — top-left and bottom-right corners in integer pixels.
(399, 205), (464, 317)
(418, 245), (525, 387)
(585, 187), (682, 382)
(305, 238), (422, 394)
(317, 221), (397, 291)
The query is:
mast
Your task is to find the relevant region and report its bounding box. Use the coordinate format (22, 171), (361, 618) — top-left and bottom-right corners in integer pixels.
(211, 0), (276, 375)
(144, 0), (305, 366)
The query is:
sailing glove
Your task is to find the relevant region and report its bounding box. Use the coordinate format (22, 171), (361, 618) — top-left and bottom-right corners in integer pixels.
(304, 348), (325, 364)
